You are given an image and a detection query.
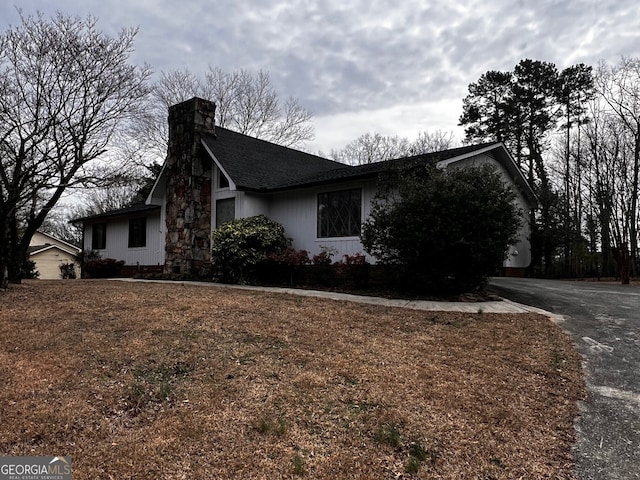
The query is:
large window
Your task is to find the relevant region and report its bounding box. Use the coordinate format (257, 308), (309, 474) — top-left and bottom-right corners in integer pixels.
(128, 217), (147, 248)
(317, 188), (362, 238)
(216, 198), (235, 227)
(92, 223), (107, 249)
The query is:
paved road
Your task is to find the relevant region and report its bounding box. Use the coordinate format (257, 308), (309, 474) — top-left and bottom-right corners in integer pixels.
(489, 277), (640, 480)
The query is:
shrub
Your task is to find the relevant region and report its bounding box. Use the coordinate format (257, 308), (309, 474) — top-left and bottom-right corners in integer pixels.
(22, 258), (39, 279)
(268, 248), (310, 266)
(361, 162), (521, 293)
(59, 262), (77, 279)
(211, 215), (290, 283)
(311, 245), (337, 265)
(83, 258), (125, 278)
(309, 246), (338, 285)
(260, 248), (310, 285)
(335, 253), (369, 288)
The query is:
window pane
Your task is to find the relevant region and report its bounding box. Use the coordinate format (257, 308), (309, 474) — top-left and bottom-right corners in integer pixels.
(128, 217), (146, 248)
(92, 223), (107, 249)
(218, 172), (229, 189)
(317, 189), (361, 238)
(216, 198), (235, 227)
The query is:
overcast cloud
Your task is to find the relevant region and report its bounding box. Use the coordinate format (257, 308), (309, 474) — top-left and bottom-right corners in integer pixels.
(1, 0), (637, 152)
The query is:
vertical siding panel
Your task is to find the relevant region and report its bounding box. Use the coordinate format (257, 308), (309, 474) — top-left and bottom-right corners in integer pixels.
(84, 212), (164, 266)
(270, 182), (374, 261)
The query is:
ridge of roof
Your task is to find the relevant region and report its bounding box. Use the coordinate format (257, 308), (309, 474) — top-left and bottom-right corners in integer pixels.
(34, 230), (82, 252)
(203, 128), (500, 192)
(268, 142), (502, 190)
(28, 243), (80, 256)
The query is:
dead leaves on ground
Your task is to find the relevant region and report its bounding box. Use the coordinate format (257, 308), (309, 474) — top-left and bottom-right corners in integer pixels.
(0, 280), (585, 479)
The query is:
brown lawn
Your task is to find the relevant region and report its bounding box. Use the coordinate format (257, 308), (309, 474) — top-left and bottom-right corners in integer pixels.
(0, 280), (585, 479)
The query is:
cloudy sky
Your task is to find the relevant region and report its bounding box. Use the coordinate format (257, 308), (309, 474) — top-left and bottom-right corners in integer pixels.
(0, 0), (637, 153)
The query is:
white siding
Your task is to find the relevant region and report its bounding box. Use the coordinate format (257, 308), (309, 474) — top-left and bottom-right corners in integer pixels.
(83, 212), (164, 266)
(270, 180), (376, 261)
(238, 191), (270, 218)
(31, 248), (80, 280)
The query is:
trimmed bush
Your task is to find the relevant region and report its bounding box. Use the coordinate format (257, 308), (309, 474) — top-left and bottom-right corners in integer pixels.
(361, 163), (521, 293)
(260, 248), (310, 285)
(83, 258), (125, 278)
(211, 215), (290, 284)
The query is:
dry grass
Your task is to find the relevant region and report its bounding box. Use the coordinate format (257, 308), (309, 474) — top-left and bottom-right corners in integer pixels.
(0, 280), (585, 479)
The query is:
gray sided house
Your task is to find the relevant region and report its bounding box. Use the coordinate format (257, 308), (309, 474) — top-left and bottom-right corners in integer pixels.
(76, 97), (536, 277)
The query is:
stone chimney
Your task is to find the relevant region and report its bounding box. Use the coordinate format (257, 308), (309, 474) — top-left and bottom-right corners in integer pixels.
(164, 97), (216, 277)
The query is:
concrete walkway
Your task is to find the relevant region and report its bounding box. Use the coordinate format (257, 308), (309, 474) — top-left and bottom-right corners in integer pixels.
(115, 278), (558, 317)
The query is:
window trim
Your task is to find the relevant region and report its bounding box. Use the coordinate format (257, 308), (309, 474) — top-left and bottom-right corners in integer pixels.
(317, 187), (363, 239)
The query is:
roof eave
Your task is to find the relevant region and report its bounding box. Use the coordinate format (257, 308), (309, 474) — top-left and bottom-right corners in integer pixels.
(70, 204), (161, 224)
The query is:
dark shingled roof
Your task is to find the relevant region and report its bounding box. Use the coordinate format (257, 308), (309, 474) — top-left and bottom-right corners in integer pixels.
(273, 142), (502, 190)
(71, 204), (160, 223)
(203, 129), (502, 192)
(202, 129), (344, 191)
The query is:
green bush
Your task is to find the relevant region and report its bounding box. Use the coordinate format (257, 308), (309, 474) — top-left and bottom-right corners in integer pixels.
(361, 162), (521, 293)
(211, 215), (290, 283)
(59, 262), (77, 279)
(22, 258), (39, 279)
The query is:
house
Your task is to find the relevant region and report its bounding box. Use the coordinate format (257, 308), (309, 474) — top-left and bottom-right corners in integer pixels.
(75, 97), (536, 278)
(28, 231), (81, 279)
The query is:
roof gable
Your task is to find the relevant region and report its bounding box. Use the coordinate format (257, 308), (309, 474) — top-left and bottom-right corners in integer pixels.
(29, 243), (80, 257)
(31, 231), (81, 253)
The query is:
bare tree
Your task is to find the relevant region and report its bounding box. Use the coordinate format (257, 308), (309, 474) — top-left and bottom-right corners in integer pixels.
(0, 11), (151, 287)
(411, 130), (458, 154)
(330, 132), (412, 165)
(39, 205), (84, 247)
(329, 130), (458, 166)
(578, 59), (640, 283)
(137, 67), (315, 163)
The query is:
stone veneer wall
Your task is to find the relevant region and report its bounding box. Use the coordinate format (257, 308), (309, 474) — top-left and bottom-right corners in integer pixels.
(164, 97), (215, 277)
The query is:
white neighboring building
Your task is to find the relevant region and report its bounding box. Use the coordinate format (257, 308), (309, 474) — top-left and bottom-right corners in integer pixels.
(75, 97), (537, 277)
(28, 231), (81, 279)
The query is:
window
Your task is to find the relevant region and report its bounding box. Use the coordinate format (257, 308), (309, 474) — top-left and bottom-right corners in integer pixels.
(216, 198), (235, 227)
(218, 171), (229, 189)
(317, 188), (362, 238)
(128, 217), (146, 248)
(92, 223), (107, 249)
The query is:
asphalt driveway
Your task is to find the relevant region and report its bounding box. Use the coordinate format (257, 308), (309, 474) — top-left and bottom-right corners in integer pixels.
(489, 277), (640, 480)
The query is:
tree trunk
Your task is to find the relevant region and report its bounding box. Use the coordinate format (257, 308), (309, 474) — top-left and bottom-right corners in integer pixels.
(613, 243), (631, 285)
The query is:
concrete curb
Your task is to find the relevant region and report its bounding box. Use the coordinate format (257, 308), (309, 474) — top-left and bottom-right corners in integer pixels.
(112, 278), (559, 317)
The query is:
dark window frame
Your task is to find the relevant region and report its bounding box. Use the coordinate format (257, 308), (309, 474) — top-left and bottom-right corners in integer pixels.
(317, 188), (362, 238)
(91, 222), (107, 250)
(128, 217), (147, 248)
